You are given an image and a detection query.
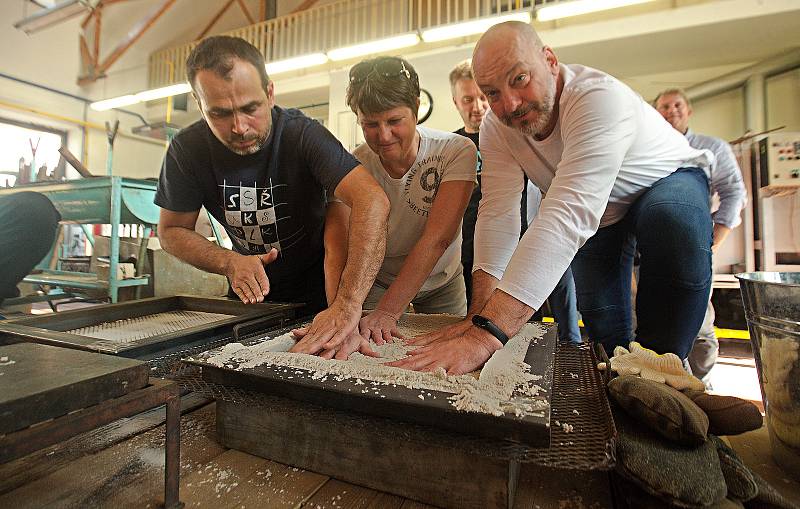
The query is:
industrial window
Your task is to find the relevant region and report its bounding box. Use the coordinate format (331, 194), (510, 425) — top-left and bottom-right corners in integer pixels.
(0, 117), (67, 187)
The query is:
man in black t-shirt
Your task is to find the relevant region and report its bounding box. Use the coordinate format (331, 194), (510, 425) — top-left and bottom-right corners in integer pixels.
(449, 60), (487, 307)
(155, 36), (389, 359)
(448, 59), (581, 344)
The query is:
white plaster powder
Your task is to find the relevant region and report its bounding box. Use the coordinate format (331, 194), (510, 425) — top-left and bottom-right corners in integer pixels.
(193, 314), (549, 417)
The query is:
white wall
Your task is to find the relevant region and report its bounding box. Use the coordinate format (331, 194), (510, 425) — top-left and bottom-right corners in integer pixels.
(767, 68), (800, 132)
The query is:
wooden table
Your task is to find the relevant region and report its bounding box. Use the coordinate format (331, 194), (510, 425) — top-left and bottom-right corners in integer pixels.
(0, 341), (185, 507)
(0, 400), (615, 508)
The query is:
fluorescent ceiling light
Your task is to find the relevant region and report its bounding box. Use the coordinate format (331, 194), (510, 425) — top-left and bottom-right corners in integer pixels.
(328, 33), (419, 61)
(421, 11), (531, 43)
(536, 0), (655, 22)
(90, 83), (192, 111)
(266, 53), (328, 75)
(90, 95), (138, 111)
(135, 83), (192, 102)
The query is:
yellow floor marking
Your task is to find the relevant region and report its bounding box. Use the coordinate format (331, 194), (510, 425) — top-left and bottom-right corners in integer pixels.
(541, 317), (750, 340)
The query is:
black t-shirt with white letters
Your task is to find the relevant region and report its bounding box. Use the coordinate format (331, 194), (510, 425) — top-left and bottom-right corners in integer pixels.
(155, 106), (358, 305)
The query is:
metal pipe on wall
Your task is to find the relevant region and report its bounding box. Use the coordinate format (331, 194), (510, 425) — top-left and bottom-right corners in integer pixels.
(685, 47), (799, 145)
(685, 47), (800, 103)
(744, 73), (766, 135)
(0, 98), (166, 146)
(0, 71), (148, 125)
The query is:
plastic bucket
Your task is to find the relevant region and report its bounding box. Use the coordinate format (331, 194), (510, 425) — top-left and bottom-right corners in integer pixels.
(736, 272), (800, 477)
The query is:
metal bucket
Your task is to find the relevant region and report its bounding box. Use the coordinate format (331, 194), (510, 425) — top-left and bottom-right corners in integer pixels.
(736, 272), (800, 477)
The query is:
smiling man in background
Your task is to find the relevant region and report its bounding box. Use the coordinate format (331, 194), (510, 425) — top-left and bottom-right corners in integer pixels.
(655, 88), (747, 385)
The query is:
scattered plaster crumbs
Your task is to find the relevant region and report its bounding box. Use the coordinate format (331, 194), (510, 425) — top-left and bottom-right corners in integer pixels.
(561, 422), (574, 433)
(570, 372), (578, 379)
(195, 315), (549, 418)
(572, 409), (580, 415)
(418, 394), (425, 400)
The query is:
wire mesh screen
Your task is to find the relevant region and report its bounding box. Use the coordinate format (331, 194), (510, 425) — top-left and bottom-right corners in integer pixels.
(175, 337), (616, 470)
(66, 311), (233, 342)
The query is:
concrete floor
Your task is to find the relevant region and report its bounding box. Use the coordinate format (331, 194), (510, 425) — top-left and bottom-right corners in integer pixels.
(708, 338), (763, 408)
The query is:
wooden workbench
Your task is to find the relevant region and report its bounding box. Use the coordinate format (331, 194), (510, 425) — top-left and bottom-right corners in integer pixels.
(1, 397), (795, 508)
(0, 397), (615, 508)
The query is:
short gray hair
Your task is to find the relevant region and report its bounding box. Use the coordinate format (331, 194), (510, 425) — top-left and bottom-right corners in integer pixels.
(346, 56), (420, 117)
(653, 88), (691, 108)
(449, 59), (473, 94)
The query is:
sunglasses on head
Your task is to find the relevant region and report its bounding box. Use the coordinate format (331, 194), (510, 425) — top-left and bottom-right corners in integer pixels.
(349, 58), (412, 84)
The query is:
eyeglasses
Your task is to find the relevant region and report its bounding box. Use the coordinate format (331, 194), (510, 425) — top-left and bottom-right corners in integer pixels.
(349, 58), (412, 84)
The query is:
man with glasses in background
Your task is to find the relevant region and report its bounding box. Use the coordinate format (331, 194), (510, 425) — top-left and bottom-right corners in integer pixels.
(155, 35), (389, 359)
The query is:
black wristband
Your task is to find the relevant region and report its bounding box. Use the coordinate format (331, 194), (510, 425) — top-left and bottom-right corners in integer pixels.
(471, 314), (510, 345)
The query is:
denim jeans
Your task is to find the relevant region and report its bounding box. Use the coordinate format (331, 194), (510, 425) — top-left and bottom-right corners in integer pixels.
(548, 267), (581, 344)
(571, 167), (712, 359)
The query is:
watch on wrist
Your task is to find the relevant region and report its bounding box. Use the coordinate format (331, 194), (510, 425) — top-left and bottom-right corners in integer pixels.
(471, 314), (510, 345)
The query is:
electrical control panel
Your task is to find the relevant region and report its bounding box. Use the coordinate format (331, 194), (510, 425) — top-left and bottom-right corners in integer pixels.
(758, 132), (800, 187)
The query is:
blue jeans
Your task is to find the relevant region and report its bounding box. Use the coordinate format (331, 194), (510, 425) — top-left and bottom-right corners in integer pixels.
(549, 267), (581, 345)
(571, 167), (712, 359)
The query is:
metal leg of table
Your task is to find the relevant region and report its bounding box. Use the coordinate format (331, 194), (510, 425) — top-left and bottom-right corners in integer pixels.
(163, 389), (184, 509)
(135, 226), (152, 300)
(109, 176), (122, 303)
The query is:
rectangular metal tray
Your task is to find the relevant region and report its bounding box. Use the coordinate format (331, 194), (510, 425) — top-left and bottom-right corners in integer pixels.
(0, 296), (300, 358)
(186, 322), (557, 446)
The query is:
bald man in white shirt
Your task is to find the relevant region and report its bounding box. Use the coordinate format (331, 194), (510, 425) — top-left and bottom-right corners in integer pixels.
(390, 21), (714, 375)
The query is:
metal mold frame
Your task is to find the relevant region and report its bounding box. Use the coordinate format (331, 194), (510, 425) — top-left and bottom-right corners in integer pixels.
(0, 296), (300, 358)
(185, 322), (557, 447)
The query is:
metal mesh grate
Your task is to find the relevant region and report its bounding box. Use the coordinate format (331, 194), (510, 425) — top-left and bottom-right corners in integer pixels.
(67, 311), (233, 342)
(146, 336), (237, 379)
(522, 340), (617, 467)
(174, 338), (616, 470)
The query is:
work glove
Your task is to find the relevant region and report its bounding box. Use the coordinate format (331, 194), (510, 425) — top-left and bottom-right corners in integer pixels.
(598, 341), (705, 391)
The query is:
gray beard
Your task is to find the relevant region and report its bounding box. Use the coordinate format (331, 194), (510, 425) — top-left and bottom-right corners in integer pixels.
(503, 81), (556, 137)
(227, 132), (268, 156)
